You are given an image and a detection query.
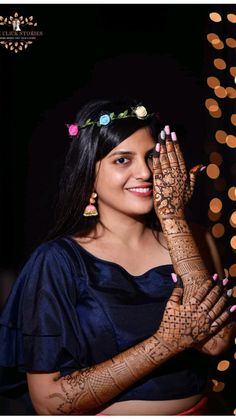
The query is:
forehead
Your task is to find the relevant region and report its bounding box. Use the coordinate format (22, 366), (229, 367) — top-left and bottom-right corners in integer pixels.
(108, 127), (156, 155)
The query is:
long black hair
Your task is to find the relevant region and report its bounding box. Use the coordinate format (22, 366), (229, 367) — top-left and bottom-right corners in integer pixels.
(46, 97), (162, 240)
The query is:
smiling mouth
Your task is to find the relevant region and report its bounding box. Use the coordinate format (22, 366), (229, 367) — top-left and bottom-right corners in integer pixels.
(126, 187), (153, 196)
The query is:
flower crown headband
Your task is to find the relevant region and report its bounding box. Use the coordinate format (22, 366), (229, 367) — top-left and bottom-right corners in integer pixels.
(66, 104), (155, 139)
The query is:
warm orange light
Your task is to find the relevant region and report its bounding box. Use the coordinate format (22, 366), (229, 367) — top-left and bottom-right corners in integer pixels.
(212, 223), (225, 238)
(214, 58), (226, 70)
(229, 264), (236, 277)
(226, 38), (236, 48)
(228, 186), (236, 201)
(230, 67), (236, 77)
(208, 210), (221, 222)
(233, 285), (236, 297)
(209, 151), (222, 165)
(227, 13), (236, 23)
(212, 381), (225, 392)
(231, 114), (236, 126)
(209, 108), (222, 118)
(217, 360), (230, 371)
(210, 12), (222, 22)
(207, 76), (220, 89)
(210, 198), (222, 213)
(206, 164), (220, 179)
(214, 86), (227, 98)
(224, 268), (229, 278)
(205, 98), (219, 111)
(226, 87), (236, 98)
(215, 130), (227, 144)
(207, 33), (219, 43)
(226, 135), (236, 148)
(212, 40), (224, 50)
(230, 236), (236, 249)
(230, 212), (236, 227)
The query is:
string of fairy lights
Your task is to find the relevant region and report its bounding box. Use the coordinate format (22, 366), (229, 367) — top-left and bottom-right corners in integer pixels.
(206, 11), (236, 412)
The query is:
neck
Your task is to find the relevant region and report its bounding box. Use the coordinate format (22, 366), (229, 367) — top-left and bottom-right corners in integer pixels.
(96, 207), (150, 248)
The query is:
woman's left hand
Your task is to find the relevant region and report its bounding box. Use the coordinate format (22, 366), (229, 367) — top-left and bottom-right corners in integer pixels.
(152, 127), (205, 220)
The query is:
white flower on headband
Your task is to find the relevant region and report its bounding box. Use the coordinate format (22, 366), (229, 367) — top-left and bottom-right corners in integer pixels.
(133, 105), (148, 119)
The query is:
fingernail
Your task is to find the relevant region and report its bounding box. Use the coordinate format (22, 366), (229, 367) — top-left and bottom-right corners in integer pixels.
(213, 273), (218, 281)
(223, 278), (229, 287)
(171, 132), (177, 142)
(155, 143), (160, 152)
(164, 125), (170, 135)
(200, 165), (206, 172)
(171, 273), (178, 283)
(227, 289), (233, 297)
(230, 305), (236, 313)
(160, 130), (165, 140)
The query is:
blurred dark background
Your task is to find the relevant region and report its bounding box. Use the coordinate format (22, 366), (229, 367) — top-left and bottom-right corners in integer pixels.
(0, 3), (235, 414)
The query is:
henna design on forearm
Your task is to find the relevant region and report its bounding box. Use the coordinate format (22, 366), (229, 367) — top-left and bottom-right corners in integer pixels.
(47, 334), (174, 415)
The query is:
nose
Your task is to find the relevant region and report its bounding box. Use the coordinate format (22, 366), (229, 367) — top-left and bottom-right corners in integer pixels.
(134, 157), (152, 180)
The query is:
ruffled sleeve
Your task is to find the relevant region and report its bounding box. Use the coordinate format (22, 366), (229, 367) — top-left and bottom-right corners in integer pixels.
(0, 239), (85, 395)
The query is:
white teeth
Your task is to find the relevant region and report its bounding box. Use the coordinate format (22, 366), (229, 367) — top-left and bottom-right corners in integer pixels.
(128, 188), (151, 192)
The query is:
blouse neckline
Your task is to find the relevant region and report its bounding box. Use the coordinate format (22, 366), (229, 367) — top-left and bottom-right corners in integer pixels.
(66, 236), (173, 279)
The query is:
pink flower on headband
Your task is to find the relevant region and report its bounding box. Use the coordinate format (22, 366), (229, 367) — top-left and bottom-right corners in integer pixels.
(68, 124), (79, 137)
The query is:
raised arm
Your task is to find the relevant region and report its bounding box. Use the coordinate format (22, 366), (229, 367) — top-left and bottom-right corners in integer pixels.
(27, 280), (229, 415)
(152, 128), (236, 354)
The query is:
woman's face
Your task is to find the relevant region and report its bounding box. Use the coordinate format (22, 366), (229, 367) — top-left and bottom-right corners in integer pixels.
(95, 127), (156, 218)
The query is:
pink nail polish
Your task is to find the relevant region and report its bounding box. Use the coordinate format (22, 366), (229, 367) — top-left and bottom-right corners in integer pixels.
(171, 273), (178, 283)
(160, 130), (165, 140)
(230, 305), (236, 313)
(155, 143), (160, 152)
(171, 132), (177, 142)
(223, 278), (229, 286)
(200, 166), (206, 172)
(227, 289), (233, 297)
(164, 125), (170, 135)
(213, 273), (218, 281)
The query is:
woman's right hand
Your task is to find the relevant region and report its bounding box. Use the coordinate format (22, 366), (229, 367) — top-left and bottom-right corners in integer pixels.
(155, 275), (233, 352)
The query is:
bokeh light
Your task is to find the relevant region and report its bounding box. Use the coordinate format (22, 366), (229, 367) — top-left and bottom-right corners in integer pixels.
(209, 198), (222, 213)
(206, 163), (220, 179)
(212, 223), (225, 238)
(215, 130), (227, 144)
(230, 212), (236, 228)
(227, 13), (236, 23)
(214, 58), (226, 70)
(210, 151), (223, 165)
(226, 87), (236, 98)
(228, 187), (236, 201)
(208, 209), (221, 221)
(231, 114), (236, 125)
(205, 98), (219, 111)
(210, 12), (222, 22)
(207, 76), (220, 88)
(229, 264), (236, 277)
(230, 236), (236, 249)
(230, 67), (236, 77)
(226, 135), (236, 148)
(212, 380), (225, 392)
(217, 360), (230, 371)
(214, 86), (227, 98)
(226, 38), (236, 48)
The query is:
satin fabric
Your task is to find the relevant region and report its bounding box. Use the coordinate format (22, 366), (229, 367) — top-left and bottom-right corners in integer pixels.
(0, 236), (208, 403)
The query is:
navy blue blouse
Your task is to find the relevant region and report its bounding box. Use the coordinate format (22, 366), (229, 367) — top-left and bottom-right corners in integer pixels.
(0, 236), (209, 407)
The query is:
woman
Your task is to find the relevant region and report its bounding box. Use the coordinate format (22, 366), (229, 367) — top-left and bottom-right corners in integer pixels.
(0, 98), (235, 415)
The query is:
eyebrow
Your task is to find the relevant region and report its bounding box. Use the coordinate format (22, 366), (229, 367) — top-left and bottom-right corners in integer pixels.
(108, 148), (155, 158)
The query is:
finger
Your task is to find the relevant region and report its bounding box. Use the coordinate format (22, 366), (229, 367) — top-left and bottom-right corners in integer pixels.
(209, 306), (235, 334)
(168, 286), (184, 305)
(164, 125), (179, 169)
(172, 132), (187, 173)
(190, 278), (213, 304)
(152, 143), (162, 175)
(208, 294), (227, 321)
(159, 130), (171, 170)
(200, 281), (224, 311)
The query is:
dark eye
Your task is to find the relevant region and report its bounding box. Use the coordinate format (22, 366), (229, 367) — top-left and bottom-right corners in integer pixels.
(115, 157), (129, 165)
(147, 152), (154, 160)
